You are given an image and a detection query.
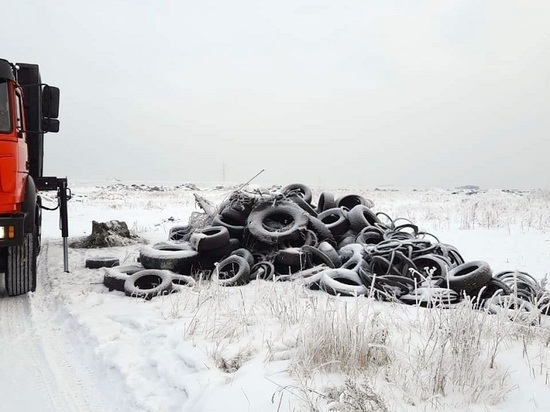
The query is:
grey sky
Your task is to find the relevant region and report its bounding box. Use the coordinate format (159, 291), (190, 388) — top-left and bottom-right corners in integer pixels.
(3, 0), (550, 189)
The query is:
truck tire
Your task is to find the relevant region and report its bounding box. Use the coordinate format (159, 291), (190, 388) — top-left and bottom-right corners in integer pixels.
(5, 177), (40, 296)
(35, 197), (42, 254)
(5, 231), (37, 296)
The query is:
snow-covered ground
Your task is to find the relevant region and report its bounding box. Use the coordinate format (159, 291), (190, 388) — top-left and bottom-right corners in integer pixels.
(1, 182), (550, 411)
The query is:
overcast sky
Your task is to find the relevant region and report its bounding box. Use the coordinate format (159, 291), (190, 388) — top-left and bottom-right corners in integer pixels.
(3, 0), (550, 189)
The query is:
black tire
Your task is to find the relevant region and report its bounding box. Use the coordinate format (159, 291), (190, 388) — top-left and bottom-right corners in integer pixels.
(319, 269), (368, 297)
(124, 269), (173, 300)
(399, 287), (459, 307)
(247, 201), (308, 245)
(438, 243), (465, 267)
(394, 223), (419, 237)
(35, 197), (42, 254)
(220, 206), (248, 225)
(409, 239), (437, 257)
(355, 226), (384, 246)
(250, 261), (275, 281)
(282, 183), (313, 204)
(412, 254), (449, 279)
(468, 277), (512, 306)
(339, 244), (368, 273)
(140, 242), (199, 274)
(376, 275), (415, 297)
(85, 256), (120, 269)
(372, 240), (404, 256)
(347, 205), (380, 232)
(230, 248), (255, 268)
(317, 208), (350, 237)
(212, 255), (250, 286)
(103, 264), (144, 292)
(190, 226), (230, 251)
(5, 181), (39, 296)
(317, 241), (342, 267)
(171, 274), (196, 287)
(336, 194), (372, 210)
(198, 238), (242, 270)
(219, 195), (254, 223)
(336, 232), (356, 249)
(288, 194), (318, 217)
(5, 232), (37, 296)
(494, 271), (540, 301)
(369, 255), (404, 278)
(383, 230), (415, 241)
(307, 215), (335, 246)
(211, 214), (246, 240)
(275, 248), (308, 267)
(317, 192), (336, 213)
(302, 245), (335, 268)
(273, 261), (301, 277)
(446, 261), (492, 293)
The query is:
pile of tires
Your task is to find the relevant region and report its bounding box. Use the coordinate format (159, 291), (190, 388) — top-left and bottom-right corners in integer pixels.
(95, 183), (550, 317)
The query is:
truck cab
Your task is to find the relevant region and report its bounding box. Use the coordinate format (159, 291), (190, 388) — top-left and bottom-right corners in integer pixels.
(0, 58), (66, 296)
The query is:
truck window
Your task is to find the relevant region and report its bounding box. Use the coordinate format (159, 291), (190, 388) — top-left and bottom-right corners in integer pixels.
(0, 80), (11, 133)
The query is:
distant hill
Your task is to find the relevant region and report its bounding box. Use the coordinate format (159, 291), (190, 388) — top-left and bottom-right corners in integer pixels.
(456, 185), (480, 190)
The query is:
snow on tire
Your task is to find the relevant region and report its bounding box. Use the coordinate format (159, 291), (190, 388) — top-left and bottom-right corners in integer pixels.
(190, 226), (230, 252)
(317, 208), (350, 237)
(336, 194), (373, 210)
(124, 269), (173, 300)
(103, 264), (144, 292)
(85, 256), (120, 269)
(484, 295), (540, 325)
(212, 255), (251, 287)
(282, 183), (313, 204)
(250, 261), (275, 281)
(140, 241), (199, 274)
(316, 192), (336, 213)
(399, 287), (460, 307)
(446, 261), (492, 293)
(348, 205), (380, 232)
(319, 268), (369, 296)
(247, 201), (308, 245)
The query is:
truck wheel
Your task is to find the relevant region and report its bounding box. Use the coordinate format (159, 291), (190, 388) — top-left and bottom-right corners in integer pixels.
(5, 231), (37, 296)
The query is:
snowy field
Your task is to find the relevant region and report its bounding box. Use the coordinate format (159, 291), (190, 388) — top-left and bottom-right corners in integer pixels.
(1, 182), (550, 412)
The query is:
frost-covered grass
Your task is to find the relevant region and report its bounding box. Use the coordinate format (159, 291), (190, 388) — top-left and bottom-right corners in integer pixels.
(32, 182), (550, 411)
(151, 280), (549, 411)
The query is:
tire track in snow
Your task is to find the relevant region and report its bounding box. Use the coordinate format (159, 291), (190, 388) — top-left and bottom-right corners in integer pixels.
(0, 240), (109, 412)
(0, 292), (62, 411)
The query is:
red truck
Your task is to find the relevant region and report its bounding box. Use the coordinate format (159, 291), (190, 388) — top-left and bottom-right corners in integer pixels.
(0, 58), (69, 296)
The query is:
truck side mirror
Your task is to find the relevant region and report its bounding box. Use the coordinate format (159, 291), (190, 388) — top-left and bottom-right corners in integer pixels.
(42, 85), (59, 119)
(42, 118), (60, 133)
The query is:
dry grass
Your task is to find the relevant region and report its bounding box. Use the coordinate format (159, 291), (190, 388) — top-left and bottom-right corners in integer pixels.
(127, 185), (550, 410)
